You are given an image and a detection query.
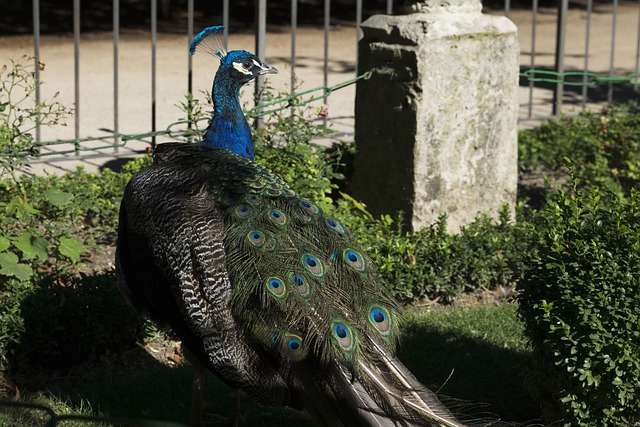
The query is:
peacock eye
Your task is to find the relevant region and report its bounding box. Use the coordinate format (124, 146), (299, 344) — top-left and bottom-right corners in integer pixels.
(242, 60), (253, 70)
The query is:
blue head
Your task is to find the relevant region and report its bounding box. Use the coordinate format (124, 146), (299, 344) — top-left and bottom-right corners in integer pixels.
(190, 27), (277, 159)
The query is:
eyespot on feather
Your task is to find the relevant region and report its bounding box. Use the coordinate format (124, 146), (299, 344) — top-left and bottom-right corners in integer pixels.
(368, 306), (391, 334)
(280, 333), (306, 361)
(290, 273), (310, 297)
(234, 204), (252, 219)
(266, 276), (286, 299)
(246, 194), (261, 205)
(325, 217), (345, 234)
(302, 254), (323, 276)
(269, 209), (287, 225)
(300, 200), (318, 213)
(332, 322), (353, 351)
(343, 249), (365, 271)
(247, 230), (265, 246)
(297, 199), (321, 220)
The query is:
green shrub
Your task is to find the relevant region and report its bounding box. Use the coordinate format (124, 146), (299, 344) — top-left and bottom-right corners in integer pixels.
(0, 279), (29, 370)
(517, 174), (640, 426)
(0, 57), (71, 180)
(0, 58), (151, 374)
(335, 202), (529, 303)
(10, 272), (147, 371)
(0, 156), (151, 373)
(519, 102), (640, 195)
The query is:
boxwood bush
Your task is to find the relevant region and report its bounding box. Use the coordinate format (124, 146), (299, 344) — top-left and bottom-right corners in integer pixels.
(519, 102), (640, 195)
(517, 171), (640, 426)
(335, 204), (529, 303)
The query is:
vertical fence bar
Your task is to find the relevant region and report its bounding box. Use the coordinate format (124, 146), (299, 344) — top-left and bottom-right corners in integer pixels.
(552, 0), (568, 116)
(73, 0), (80, 154)
(504, 0), (511, 18)
(608, 0), (618, 104)
(527, 0), (538, 118)
(151, 0), (157, 148)
(113, 0), (119, 151)
(356, 0), (362, 73)
(386, 0), (393, 15)
(290, 0), (297, 118)
(323, 0), (330, 128)
(187, 0), (193, 131)
(581, 0), (592, 109)
(636, 0), (640, 92)
(33, 0), (41, 143)
(223, 0), (229, 50)
(254, 0), (267, 128)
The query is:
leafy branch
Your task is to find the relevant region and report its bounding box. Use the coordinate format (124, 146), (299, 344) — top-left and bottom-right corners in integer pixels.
(0, 56), (71, 188)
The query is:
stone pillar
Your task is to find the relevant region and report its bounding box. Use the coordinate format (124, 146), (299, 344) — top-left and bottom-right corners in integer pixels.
(351, 0), (519, 232)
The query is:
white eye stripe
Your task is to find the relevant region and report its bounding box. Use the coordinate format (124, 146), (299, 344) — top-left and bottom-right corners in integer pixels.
(252, 59), (261, 68)
(232, 61), (253, 75)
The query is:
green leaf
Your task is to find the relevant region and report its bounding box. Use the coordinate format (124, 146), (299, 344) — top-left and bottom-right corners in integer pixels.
(0, 252), (33, 281)
(339, 191), (373, 218)
(44, 189), (74, 207)
(12, 232), (50, 261)
(5, 198), (39, 218)
(0, 251), (18, 266)
(58, 236), (84, 263)
(0, 236), (10, 252)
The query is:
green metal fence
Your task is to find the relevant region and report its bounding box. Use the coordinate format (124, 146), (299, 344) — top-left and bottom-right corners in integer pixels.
(7, 68), (636, 160)
(1, 71), (372, 160)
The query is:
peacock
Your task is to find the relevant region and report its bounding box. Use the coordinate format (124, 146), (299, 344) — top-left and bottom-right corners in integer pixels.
(115, 26), (465, 427)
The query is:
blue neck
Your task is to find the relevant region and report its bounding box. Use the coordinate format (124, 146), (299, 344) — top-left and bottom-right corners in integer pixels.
(201, 72), (255, 160)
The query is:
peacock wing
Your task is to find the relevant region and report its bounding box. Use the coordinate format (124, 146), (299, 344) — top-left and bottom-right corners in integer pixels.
(116, 143), (294, 407)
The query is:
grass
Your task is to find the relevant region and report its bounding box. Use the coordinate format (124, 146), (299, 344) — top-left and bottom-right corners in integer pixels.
(0, 394), (109, 427)
(400, 303), (538, 424)
(1, 302), (539, 426)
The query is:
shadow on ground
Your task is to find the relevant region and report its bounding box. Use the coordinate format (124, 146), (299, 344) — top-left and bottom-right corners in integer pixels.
(398, 324), (540, 425)
(59, 321), (541, 426)
(6, 269), (541, 426)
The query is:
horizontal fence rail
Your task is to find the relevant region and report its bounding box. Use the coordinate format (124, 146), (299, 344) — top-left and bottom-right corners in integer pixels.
(0, 70), (373, 160)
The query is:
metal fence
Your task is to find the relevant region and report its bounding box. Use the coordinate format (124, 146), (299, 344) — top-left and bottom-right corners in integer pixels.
(512, 0), (640, 121)
(18, 0), (640, 157)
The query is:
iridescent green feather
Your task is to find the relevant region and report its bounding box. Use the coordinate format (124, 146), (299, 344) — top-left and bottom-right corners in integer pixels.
(217, 154), (399, 371)
(152, 143), (399, 368)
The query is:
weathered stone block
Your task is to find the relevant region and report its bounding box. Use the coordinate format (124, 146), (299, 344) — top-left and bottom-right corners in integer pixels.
(351, 0), (519, 232)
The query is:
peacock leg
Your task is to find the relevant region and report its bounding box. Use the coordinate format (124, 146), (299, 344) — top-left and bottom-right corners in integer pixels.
(227, 390), (241, 427)
(190, 361), (206, 427)
(186, 349), (244, 427)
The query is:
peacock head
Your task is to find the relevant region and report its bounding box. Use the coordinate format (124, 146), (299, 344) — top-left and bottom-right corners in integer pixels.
(218, 50), (278, 86)
(190, 26), (277, 89)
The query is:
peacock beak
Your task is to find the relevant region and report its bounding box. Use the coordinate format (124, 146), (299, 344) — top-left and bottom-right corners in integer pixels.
(259, 63), (278, 75)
